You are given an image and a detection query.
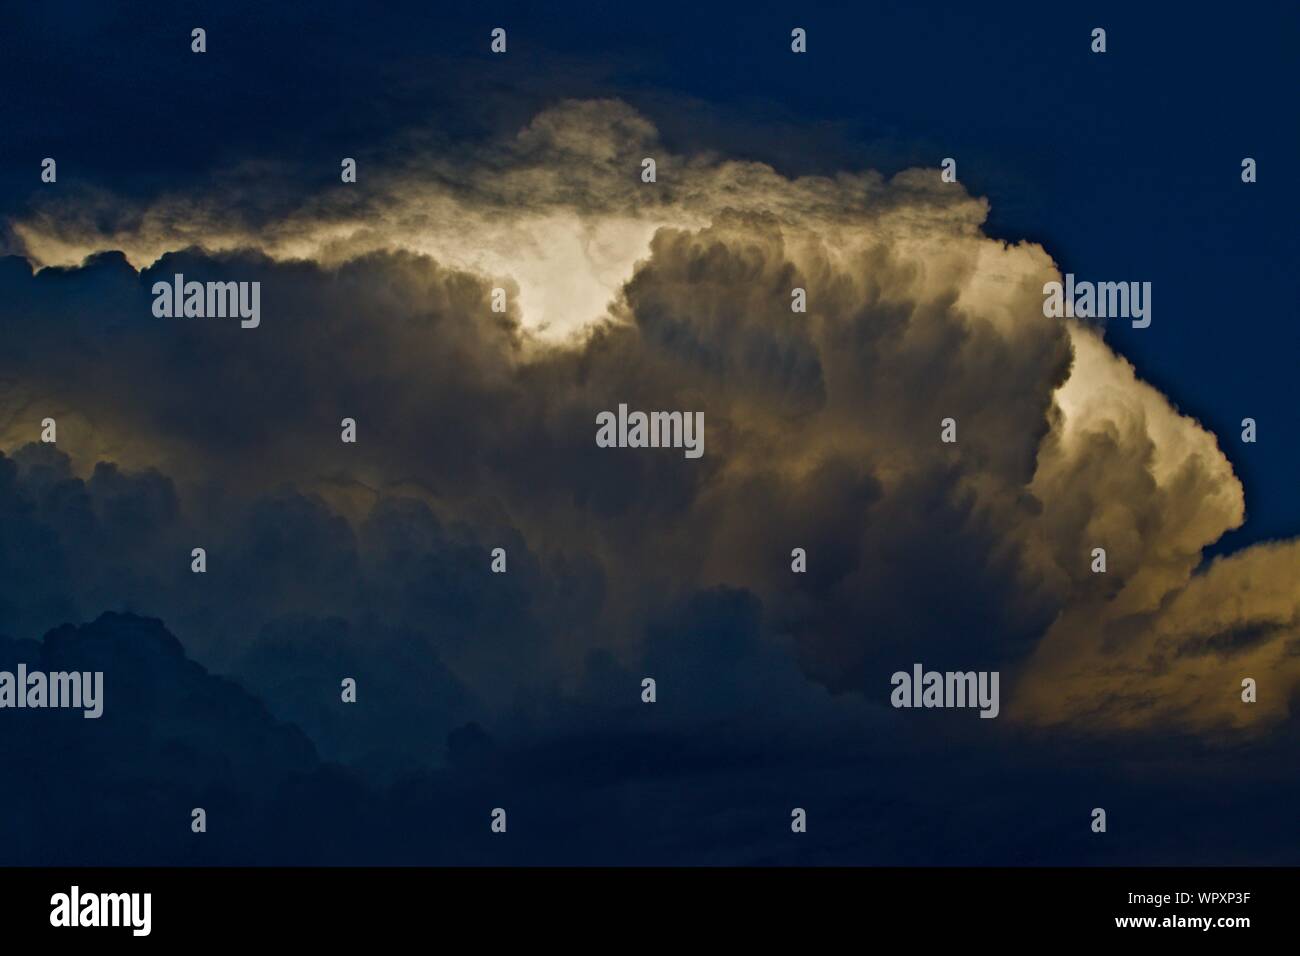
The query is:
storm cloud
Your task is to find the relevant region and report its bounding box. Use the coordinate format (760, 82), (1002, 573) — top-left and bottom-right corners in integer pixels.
(1, 97), (1296, 786)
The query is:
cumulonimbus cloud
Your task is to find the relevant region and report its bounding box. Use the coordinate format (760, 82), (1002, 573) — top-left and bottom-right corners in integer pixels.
(3, 98), (1295, 741)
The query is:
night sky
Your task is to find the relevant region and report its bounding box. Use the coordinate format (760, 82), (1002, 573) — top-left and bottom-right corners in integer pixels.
(0, 1), (1296, 865)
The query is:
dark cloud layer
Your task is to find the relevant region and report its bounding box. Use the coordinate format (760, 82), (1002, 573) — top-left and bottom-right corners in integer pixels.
(3, 611), (1298, 865)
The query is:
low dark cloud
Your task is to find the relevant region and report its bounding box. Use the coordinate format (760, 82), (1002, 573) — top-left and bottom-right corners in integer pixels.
(4, 611), (1299, 865)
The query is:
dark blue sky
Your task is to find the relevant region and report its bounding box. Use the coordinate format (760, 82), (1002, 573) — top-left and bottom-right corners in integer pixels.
(0, 2), (1296, 867)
